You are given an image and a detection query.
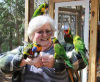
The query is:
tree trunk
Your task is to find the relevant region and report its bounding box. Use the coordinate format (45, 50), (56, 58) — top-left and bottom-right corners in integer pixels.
(9, 27), (12, 50)
(15, 0), (20, 45)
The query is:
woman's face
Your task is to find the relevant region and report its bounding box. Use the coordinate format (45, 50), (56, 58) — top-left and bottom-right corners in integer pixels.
(32, 23), (53, 47)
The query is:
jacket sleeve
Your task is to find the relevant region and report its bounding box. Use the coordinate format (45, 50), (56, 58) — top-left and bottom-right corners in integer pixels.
(0, 46), (24, 74)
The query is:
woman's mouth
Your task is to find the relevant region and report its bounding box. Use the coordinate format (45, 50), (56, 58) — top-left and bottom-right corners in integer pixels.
(41, 38), (49, 41)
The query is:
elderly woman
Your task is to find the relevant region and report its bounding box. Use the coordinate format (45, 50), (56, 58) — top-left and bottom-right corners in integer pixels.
(20, 15), (55, 68)
(0, 15), (86, 82)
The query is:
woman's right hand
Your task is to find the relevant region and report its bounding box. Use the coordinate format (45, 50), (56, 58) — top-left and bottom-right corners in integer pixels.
(20, 56), (43, 68)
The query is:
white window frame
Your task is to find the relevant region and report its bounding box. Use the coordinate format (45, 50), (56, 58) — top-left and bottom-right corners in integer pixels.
(54, 0), (89, 82)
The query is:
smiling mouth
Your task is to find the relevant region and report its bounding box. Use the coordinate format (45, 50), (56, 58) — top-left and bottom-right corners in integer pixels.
(41, 38), (49, 41)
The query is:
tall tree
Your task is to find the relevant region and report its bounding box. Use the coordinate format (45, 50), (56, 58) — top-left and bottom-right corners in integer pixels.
(0, 0), (25, 52)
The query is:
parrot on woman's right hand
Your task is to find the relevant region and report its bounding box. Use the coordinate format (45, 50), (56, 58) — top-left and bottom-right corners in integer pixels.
(23, 42), (42, 59)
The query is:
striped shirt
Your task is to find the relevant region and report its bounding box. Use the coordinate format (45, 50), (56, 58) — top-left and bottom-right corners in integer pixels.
(23, 46), (69, 82)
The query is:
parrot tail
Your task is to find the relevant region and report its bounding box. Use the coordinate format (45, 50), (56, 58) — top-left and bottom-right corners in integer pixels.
(64, 60), (74, 69)
(80, 51), (88, 65)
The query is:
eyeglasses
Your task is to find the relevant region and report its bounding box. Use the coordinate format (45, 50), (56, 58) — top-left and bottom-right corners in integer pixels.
(36, 30), (52, 35)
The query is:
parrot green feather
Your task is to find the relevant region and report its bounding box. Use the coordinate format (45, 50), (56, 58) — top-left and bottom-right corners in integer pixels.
(23, 43), (33, 56)
(64, 28), (88, 65)
(53, 37), (74, 69)
(73, 36), (88, 65)
(32, 3), (48, 18)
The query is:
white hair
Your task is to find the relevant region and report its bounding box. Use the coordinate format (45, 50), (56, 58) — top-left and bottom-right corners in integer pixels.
(27, 15), (55, 41)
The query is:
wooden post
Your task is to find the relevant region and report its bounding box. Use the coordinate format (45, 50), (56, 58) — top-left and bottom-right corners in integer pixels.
(29, 0), (34, 19)
(25, 0), (34, 42)
(88, 0), (99, 82)
(49, 0), (55, 18)
(25, 0), (29, 42)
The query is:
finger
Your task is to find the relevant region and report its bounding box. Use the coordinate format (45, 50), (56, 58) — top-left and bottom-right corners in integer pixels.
(42, 59), (48, 63)
(42, 61), (50, 65)
(39, 61), (43, 65)
(43, 63), (52, 68)
(43, 62), (48, 66)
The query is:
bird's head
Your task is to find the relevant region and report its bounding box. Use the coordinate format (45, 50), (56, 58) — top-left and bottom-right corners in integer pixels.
(64, 28), (72, 37)
(40, 3), (48, 14)
(64, 27), (72, 39)
(52, 37), (59, 44)
(73, 35), (81, 41)
(32, 3), (48, 17)
(33, 42), (42, 52)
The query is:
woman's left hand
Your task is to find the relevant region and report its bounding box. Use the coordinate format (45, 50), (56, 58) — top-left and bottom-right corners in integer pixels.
(40, 53), (55, 68)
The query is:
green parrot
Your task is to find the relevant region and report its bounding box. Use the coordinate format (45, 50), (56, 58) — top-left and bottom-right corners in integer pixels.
(53, 37), (74, 69)
(64, 28), (88, 65)
(32, 3), (48, 18)
(23, 43), (33, 56)
(73, 36), (88, 65)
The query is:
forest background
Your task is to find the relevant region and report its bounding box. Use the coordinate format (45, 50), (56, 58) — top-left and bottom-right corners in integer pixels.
(0, 0), (25, 52)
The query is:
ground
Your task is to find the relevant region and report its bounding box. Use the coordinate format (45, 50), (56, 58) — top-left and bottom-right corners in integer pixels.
(0, 73), (12, 82)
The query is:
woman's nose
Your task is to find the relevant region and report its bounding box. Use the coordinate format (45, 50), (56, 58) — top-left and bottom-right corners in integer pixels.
(42, 32), (48, 36)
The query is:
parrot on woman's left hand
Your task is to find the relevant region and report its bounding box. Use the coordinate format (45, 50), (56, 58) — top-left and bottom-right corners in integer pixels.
(52, 37), (74, 69)
(64, 28), (73, 44)
(23, 42), (42, 59)
(64, 28), (88, 65)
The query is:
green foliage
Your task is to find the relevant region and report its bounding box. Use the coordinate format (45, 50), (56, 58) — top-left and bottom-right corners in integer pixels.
(0, 0), (25, 52)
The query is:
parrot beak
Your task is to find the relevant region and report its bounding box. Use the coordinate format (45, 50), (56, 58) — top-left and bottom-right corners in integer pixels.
(51, 37), (58, 43)
(48, 37), (53, 43)
(64, 28), (70, 36)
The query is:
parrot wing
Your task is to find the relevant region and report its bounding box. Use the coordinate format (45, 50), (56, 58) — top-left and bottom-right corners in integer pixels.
(73, 36), (88, 65)
(23, 43), (33, 56)
(53, 40), (73, 69)
(54, 43), (66, 59)
(32, 3), (48, 17)
(32, 8), (41, 17)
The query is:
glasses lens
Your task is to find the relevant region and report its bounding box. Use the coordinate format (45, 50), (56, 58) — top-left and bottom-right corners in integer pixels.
(37, 30), (52, 35)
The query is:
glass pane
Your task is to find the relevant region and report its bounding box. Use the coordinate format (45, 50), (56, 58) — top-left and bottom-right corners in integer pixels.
(58, 6), (85, 43)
